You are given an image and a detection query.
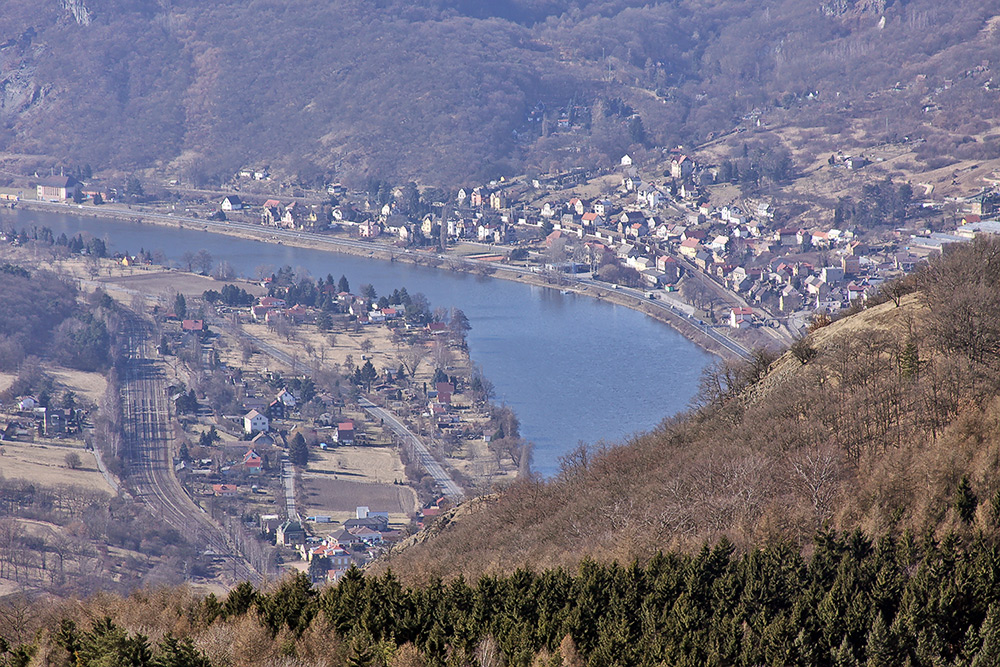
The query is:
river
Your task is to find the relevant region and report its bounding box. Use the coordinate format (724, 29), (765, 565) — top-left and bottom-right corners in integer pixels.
(7, 209), (712, 477)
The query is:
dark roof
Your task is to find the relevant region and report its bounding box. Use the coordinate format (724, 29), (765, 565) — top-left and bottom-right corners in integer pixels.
(37, 175), (79, 188)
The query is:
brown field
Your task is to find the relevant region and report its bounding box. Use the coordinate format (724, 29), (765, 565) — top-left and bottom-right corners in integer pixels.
(299, 476), (417, 526)
(308, 445), (406, 483)
(239, 320), (403, 381)
(0, 440), (114, 493)
(46, 368), (107, 407)
(0, 372), (14, 396)
(100, 270), (265, 300)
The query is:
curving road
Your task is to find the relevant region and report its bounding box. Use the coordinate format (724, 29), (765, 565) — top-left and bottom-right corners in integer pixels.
(213, 319), (465, 501)
(358, 397), (464, 500)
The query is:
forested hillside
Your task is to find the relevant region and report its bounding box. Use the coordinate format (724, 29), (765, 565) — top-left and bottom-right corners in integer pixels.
(376, 237), (1000, 582)
(3, 0), (1000, 185)
(0, 259), (113, 377)
(6, 532), (1000, 666)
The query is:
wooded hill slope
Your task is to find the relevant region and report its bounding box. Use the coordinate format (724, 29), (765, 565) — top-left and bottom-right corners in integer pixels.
(7, 534), (1000, 666)
(3, 0), (1000, 185)
(378, 237), (1000, 582)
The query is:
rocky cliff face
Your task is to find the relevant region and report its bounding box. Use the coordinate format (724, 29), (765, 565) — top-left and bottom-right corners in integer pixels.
(0, 31), (45, 125)
(61, 0), (93, 26)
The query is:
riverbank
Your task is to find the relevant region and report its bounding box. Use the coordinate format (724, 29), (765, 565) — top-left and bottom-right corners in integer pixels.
(10, 199), (741, 361)
(3, 201), (714, 477)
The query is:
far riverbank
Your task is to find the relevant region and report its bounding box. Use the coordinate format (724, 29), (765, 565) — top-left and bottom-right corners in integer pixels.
(9, 199), (742, 361)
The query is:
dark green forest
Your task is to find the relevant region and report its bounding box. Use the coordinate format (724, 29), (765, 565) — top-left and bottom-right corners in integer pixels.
(7, 529), (1000, 666)
(2, 0), (999, 184)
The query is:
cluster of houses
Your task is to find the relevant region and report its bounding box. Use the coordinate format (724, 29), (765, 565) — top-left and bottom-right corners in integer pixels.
(0, 396), (82, 440)
(242, 387), (297, 435)
(260, 507), (402, 582)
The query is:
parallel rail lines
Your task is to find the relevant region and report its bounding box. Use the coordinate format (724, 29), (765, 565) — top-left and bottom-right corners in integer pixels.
(119, 316), (261, 584)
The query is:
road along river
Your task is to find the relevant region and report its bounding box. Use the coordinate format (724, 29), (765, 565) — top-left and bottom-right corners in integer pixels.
(6, 208), (712, 476)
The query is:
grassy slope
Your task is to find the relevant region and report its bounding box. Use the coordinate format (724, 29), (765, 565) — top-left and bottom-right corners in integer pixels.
(378, 290), (1000, 582)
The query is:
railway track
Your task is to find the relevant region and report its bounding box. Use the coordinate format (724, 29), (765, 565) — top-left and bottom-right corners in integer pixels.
(119, 315), (262, 585)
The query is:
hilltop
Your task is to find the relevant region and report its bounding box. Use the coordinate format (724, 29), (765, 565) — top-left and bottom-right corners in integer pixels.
(3, 0), (1000, 191)
(376, 237), (1000, 581)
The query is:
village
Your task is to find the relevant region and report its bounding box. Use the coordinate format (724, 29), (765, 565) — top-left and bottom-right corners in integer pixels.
(0, 236), (520, 586)
(18, 141), (1000, 349)
(5, 145), (1000, 587)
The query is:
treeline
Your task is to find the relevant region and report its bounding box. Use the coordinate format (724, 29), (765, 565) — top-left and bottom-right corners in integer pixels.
(258, 266), (436, 325)
(8, 529), (1000, 665)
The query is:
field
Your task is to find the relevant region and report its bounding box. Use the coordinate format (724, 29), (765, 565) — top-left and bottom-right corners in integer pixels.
(299, 476), (417, 528)
(100, 270), (265, 301)
(0, 439), (113, 493)
(45, 368), (107, 407)
(308, 444), (406, 483)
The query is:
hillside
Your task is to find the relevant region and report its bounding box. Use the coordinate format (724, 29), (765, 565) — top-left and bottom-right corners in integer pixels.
(376, 237), (1000, 581)
(3, 0), (1000, 187)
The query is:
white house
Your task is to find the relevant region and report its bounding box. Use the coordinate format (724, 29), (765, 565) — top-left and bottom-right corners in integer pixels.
(244, 409), (269, 434)
(620, 154), (633, 167)
(729, 307), (753, 329)
(276, 389), (296, 409)
(220, 195), (243, 212)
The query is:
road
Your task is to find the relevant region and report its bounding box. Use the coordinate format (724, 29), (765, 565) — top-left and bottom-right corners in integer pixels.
(119, 314), (261, 584)
(576, 276), (754, 360)
(212, 318), (465, 501)
(282, 454), (299, 520)
(358, 397), (464, 501)
(31, 198), (769, 357)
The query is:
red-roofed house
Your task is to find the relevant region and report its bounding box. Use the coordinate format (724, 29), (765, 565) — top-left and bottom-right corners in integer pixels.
(670, 155), (694, 179)
(679, 237), (701, 259)
(729, 307), (753, 329)
(212, 484), (238, 497)
(334, 422), (355, 444)
(243, 449), (262, 473)
(259, 296), (286, 308)
(181, 319), (204, 332)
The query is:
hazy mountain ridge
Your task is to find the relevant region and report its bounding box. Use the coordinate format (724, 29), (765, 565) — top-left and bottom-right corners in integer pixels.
(2, 0), (999, 186)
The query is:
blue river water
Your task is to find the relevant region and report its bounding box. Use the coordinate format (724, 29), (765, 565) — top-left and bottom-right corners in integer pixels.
(6, 209), (712, 477)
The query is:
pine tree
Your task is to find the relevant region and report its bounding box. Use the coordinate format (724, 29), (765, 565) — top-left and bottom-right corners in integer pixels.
(865, 613), (896, 667)
(174, 293), (186, 319)
(972, 605), (1000, 667)
(289, 433), (309, 467)
(956, 476), (979, 524)
(899, 337), (921, 380)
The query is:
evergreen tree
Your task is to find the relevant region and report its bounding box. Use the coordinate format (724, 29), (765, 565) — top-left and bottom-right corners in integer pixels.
(899, 337), (921, 380)
(223, 581), (257, 618)
(289, 432), (309, 467)
(359, 360), (378, 392)
(956, 476), (979, 524)
(153, 636), (210, 667)
(338, 275), (350, 294)
(174, 294), (187, 319)
(865, 613), (896, 667)
(973, 604), (1000, 667)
